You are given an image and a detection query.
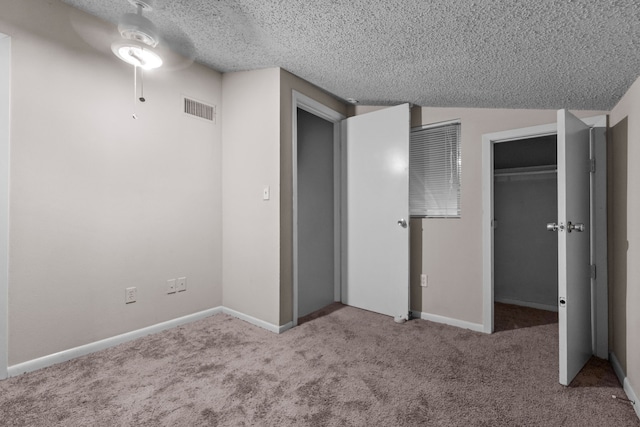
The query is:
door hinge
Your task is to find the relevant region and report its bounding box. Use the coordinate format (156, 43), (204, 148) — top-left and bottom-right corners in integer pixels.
(590, 264), (597, 279)
(590, 158), (596, 173)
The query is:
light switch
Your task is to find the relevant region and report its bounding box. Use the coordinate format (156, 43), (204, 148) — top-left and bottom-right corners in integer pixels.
(263, 186), (270, 200)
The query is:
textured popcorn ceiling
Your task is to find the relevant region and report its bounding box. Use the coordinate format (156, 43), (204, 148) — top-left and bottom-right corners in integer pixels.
(61, 0), (640, 110)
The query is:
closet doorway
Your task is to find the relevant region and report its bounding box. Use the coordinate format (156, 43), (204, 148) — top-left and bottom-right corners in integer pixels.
(292, 92), (345, 325)
(296, 109), (336, 319)
(482, 114), (609, 385)
(493, 135), (559, 324)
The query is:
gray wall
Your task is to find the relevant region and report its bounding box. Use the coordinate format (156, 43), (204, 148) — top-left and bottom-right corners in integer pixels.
(494, 172), (558, 309)
(609, 73), (640, 407)
(278, 70), (348, 325)
(608, 118), (628, 371)
(296, 109), (335, 317)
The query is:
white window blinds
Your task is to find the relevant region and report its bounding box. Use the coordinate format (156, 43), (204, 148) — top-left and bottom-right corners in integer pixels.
(409, 121), (461, 217)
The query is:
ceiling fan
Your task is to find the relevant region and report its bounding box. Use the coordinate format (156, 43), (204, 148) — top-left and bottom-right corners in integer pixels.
(111, 0), (163, 70)
(69, 0), (196, 118)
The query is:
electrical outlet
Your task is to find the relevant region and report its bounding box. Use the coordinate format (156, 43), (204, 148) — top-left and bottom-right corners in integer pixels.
(167, 279), (176, 294)
(177, 277), (187, 292)
(125, 287), (137, 304)
(420, 274), (428, 287)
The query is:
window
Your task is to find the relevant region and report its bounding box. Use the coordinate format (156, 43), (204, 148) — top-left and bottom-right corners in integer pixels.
(409, 120), (461, 217)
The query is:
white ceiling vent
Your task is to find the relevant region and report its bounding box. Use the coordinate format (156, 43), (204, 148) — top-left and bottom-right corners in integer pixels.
(183, 96), (216, 123)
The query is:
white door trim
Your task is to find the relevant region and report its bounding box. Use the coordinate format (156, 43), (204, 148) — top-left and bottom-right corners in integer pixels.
(292, 91), (345, 326)
(0, 34), (11, 380)
(590, 124), (608, 359)
(481, 115), (608, 349)
(482, 122), (558, 333)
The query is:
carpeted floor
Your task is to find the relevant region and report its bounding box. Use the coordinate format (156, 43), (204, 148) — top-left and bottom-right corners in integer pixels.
(0, 303), (637, 426)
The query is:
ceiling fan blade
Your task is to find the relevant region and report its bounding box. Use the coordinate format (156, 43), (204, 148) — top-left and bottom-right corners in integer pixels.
(68, 7), (121, 55)
(152, 20), (196, 71)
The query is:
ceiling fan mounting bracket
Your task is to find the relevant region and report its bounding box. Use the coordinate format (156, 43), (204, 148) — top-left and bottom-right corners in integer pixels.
(118, 9), (160, 47)
(127, 0), (154, 12)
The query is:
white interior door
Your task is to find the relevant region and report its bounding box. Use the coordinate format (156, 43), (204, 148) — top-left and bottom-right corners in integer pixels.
(557, 109), (592, 386)
(342, 104), (410, 319)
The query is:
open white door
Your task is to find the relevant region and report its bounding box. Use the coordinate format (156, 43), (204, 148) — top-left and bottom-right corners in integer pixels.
(342, 104), (410, 319)
(557, 109), (592, 385)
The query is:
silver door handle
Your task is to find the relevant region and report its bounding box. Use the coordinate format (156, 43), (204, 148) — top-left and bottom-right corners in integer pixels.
(547, 222), (565, 232)
(397, 219), (408, 228)
(567, 222), (585, 233)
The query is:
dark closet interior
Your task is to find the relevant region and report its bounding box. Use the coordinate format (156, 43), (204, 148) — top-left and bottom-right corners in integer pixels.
(493, 135), (559, 311)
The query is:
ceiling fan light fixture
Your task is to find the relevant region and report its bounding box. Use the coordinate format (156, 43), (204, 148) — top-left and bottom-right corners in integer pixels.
(112, 42), (163, 69)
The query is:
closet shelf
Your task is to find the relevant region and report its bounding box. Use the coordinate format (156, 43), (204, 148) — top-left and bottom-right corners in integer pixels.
(494, 165), (557, 178)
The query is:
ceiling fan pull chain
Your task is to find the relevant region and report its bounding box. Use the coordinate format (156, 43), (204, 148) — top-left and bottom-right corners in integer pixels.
(139, 67), (146, 103)
(132, 65), (138, 119)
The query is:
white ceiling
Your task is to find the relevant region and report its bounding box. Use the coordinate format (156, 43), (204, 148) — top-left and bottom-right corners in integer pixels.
(60, 0), (640, 110)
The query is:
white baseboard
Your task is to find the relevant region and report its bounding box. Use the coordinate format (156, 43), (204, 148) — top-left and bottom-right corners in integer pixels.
(610, 351), (640, 421)
(627, 379), (640, 420)
(7, 307), (223, 378)
(278, 321), (294, 333)
(5, 306), (295, 379)
(494, 297), (558, 312)
(222, 307), (292, 334)
(411, 310), (485, 333)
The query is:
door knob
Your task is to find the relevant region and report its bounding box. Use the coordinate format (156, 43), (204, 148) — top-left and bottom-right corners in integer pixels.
(567, 222), (585, 233)
(397, 219), (408, 228)
(547, 222), (565, 232)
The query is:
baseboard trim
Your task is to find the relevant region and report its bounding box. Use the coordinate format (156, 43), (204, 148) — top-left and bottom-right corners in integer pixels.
(411, 310), (485, 333)
(6, 306), (294, 378)
(628, 379), (640, 420)
(494, 297), (558, 312)
(222, 307), (292, 334)
(278, 321), (294, 334)
(7, 307), (223, 378)
(610, 351), (640, 420)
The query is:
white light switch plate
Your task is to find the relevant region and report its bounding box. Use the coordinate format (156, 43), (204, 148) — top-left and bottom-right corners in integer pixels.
(263, 186), (270, 200)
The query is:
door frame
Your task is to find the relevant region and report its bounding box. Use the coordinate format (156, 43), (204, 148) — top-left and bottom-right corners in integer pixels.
(481, 115), (608, 358)
(0, 33), (10, 380)
(292, 91), (345, 326)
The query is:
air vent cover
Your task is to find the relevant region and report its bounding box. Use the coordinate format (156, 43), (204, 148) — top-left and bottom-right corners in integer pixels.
(183, 97), (216, 123)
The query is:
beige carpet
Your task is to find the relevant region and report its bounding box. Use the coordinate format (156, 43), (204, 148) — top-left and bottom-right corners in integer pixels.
(0, 303), (637, 426)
